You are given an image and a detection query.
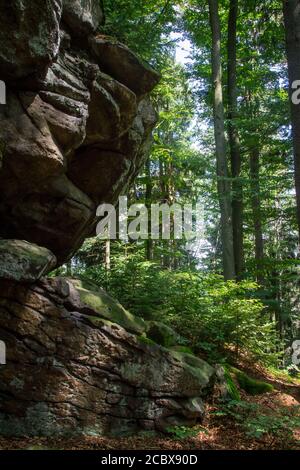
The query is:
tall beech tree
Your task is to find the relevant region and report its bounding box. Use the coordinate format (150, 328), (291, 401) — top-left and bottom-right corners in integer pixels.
(209, 0), (236, 280)
(283, 0), (300, 243)
(227, 0), (244, 278)
(250, 147), (264, 281)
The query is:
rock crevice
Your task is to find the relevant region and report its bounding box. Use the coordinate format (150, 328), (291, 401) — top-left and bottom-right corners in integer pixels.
(0, 0), (159, 264)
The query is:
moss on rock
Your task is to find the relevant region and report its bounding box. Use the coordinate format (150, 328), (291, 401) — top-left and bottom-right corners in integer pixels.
(86, 316), (120, 330)
(137, 335), (157, 346)
(0, 239), (57, 282)
(69, 278), (147, 335)
(170, 350), (215, 388)
(146, 321), (183, 348)
(170, 345), (195, 355)
(231, 367), (274, 395)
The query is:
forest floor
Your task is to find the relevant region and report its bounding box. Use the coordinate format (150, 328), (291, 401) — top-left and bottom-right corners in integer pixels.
(0, 362), (299, 451)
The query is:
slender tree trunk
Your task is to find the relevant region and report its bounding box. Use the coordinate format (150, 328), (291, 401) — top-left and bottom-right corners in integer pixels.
(250, 147), (264, 282)
(159, 157), (167, 267)
(167, 160), (176, 269)
(66, 260), (72, 276)
(227, 0), (244, 278)
(209, 0), (236, 280)
(283, 0), (300, 243)
(105, 239), (111, 271)
(145, 157), (153, 260)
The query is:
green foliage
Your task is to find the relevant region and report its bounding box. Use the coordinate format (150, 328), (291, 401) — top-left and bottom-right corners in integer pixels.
(267, 366), (300, 385)
(74, 247), (280, 366)
(223, 366), (241, 401)
(165, 425), (206, 440)
(231, 368), (274, 395)
(216, 400), (300, 447)
(137, 335), (157, 346)
(171, 345), (194, 355)
(101, 0), (179, 67)
(244, 410), (300, 443)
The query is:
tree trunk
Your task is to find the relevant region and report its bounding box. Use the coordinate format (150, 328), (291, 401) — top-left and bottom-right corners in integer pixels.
(209, 0), (236, 280)
(105, 239), (111, 271)
(66, 260), (72, 276)
(145, 156), (153, 260)
(250, 147), (264, 282)
(227, 0), (244, 278)
(283, 0), (300, 243)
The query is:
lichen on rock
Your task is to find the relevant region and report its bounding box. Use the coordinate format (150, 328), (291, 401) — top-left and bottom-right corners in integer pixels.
(0, 0), (216, 438)
(0, 240), (57, 282)
(0, 277), (215, 437)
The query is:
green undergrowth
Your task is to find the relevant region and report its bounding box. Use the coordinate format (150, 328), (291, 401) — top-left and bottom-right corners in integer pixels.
(230, 367), (274, 395)
(223, 366), (241, 401)
(137, 334), (157, 346)
(267, 366), (300, 385)
(213, 400), (300, 447)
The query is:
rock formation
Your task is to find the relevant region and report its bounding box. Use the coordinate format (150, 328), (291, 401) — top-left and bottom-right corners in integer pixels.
(0, 278), (215, 436)
(0, 0), (216, 437)
(0, 0), (159, 264)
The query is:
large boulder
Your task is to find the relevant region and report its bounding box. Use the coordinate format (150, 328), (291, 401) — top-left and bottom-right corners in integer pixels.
(0, 1), (159, 266)
(0, 0), (215, 441)
(0, 277), (215, 436)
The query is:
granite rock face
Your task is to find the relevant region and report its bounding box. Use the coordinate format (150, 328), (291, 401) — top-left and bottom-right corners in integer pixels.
(0, 0), (160, 265)
(0, 278), (215, 437)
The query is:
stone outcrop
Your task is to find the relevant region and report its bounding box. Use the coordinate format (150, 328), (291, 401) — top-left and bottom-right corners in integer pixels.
(0, 1), (216, 438)
(0, 0), (160, 265)
(0, 277), (215, 437)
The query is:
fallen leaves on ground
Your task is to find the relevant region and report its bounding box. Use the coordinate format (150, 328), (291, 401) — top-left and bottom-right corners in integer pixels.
(0, 364), (299, 451)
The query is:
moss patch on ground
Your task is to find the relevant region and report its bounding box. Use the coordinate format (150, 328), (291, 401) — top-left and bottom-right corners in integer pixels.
(231, 367), (274, 395)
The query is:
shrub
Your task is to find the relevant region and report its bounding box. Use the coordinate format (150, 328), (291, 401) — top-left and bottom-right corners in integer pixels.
(72, 248), (281, 366)
(216, 400), (300, 447)
(223, 366), (241, 401)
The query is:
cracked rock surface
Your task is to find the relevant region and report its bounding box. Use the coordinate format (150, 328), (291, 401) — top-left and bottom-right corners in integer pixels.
(0, 1), (216, 437)
(0, 0), (160, 265)
(0, 277), (215, 437)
